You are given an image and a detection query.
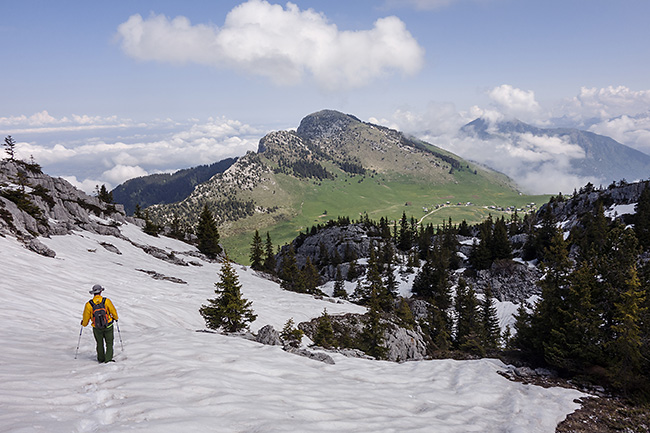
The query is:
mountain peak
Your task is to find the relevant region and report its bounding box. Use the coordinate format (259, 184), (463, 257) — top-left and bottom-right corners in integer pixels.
(296, 109), (362, 141)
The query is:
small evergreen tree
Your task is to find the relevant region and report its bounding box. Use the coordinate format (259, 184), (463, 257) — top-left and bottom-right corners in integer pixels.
(635, 185), (650, 251)
(395, 297), (416, 330)
(359, 285), (387, 359)
(200, 255), (257, 332)
(196, 204), (222, 259)
(96, 184), (114, 204)
(313, 309), (336, 349)
(279, 245), (305, 293)
(3, 135), (16, 161)
(479, 286), (501, 351)
(301, 257), (321, 294)
(280, 318), (303, 348)
(454, 278), (480, 352)
(249, 230), (263, 270)
(332, 266), (348, 299)
(142, 211), (160, 236)
(263, 232), (277, 274)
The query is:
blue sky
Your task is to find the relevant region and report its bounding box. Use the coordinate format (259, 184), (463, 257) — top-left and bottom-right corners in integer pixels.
(2, 0), (649, 193)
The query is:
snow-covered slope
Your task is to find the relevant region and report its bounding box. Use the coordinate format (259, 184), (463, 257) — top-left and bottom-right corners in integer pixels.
(0, 223), (584, 432)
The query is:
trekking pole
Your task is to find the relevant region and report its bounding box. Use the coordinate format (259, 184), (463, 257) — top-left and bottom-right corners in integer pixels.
(115, 320), (124, 351)
(74, 326), (83, 359)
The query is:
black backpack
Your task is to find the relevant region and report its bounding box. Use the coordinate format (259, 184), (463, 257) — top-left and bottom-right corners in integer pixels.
(89, 298), (109, 329)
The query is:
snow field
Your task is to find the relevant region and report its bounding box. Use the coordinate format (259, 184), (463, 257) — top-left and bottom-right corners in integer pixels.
(0, 223), (585, 432)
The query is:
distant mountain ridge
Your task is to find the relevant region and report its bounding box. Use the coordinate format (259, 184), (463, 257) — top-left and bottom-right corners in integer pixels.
(461, 118), (650, 186)
(112, 158), (237, 214)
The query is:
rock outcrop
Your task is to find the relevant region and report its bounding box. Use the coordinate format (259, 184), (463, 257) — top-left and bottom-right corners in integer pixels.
(0, 160), (139, 255)
(298, 312), (429, 362)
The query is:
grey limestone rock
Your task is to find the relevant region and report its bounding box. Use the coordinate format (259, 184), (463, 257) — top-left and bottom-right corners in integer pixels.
(256, 324), (282, 346)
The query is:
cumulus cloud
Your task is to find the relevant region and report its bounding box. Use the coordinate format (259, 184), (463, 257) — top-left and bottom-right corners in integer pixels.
(558, 86), (650, 123)
(8, 115), (263, 194)
(487, 84), (541, 121)
(116, 0), (425, 91)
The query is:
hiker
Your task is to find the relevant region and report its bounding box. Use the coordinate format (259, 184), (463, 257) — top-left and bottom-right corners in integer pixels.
(81, 284), (119, 363)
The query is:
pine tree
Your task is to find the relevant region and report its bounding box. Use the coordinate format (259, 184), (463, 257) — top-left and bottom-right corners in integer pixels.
(301, 257), (321, 294)
(364, 247), (393, 312)
(96, 184), (114, 204)
(398, 211), (412, 251)
(249, 230), (263, 270)
(543, 263), (601, 373)
(3, 135), (16, 161)
(605, 266), (647, 392)
(395, 297), (416, 330)
(534, 229), (573, 363)
(635, 184), (650, 251)
(454, 278), (481, 352)
(332, 266), (348, 299)
(263, 232), (276, 274)
(490, 216), (512, 261)
(479, 286), (501, 351)
(359, 285), (387, 359)
(313, 309), (336, 349)
(280, 318), (303, 348)
(200, 255), (257, 332)
(196, 204), (222, 259)
(279, 246), (305, 293)
(142, 211), (160, 237)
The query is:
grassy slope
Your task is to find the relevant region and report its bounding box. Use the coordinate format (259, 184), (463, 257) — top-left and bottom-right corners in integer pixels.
(222, 165), (549, 264)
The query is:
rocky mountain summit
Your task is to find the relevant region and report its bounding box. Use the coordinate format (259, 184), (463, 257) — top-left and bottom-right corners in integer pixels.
(146, 109), (517, 242)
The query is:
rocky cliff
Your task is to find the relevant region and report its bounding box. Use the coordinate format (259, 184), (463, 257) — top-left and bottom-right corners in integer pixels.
(0, 160), (138, 256)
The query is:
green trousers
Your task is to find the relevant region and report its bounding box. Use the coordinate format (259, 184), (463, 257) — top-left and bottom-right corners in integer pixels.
(93, 325), (114, 363)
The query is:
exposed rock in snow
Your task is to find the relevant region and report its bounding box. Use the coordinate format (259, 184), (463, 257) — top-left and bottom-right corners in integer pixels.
(256, 324), (282, 346)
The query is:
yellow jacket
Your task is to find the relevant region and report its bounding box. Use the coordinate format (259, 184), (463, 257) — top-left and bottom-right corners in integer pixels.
(81, 295), (118, 327)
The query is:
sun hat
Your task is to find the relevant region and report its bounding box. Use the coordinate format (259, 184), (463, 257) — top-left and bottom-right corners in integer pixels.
(89, 284), (104, 294)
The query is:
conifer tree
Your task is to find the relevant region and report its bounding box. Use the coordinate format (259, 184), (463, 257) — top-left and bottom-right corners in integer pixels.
(533, 229), (573, 361)
(605, 267), (647, 392)
(395, 297), (416, 330)
(142, 211), (160, 237)
(490, 216), (512, 261)
(249, 230), (263, 270)
(332, 266), (348, 299)
(313, 309), (336, 349)
(280, 318), (303, 348)
(635, 185), (650, 251)
(3, 135), (16, 161)
(263, 232), (276, 274)
(359, 285), (387, 359)
(364, 246), (394, 312)
(544, 263), (601, 373)
(454, 278), (480, 351)
(479, 286), (501, 351)
(200, 255), (256, 332)
(279, 245), (305, 293)
(96, 184), (114, 204)
(301, 257), (321, 294)
(196, 204), (222, 259)
(398, 211), (412, 251)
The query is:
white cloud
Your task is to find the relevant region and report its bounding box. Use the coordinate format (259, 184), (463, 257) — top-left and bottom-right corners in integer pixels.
(102, 164), (149, 186)
(12, 116), (263, 194)
(559, 86), (650, 123)
(116, 0), (425, 91)
(488, 84), (541, 121)
(588, 113), (650, 154)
